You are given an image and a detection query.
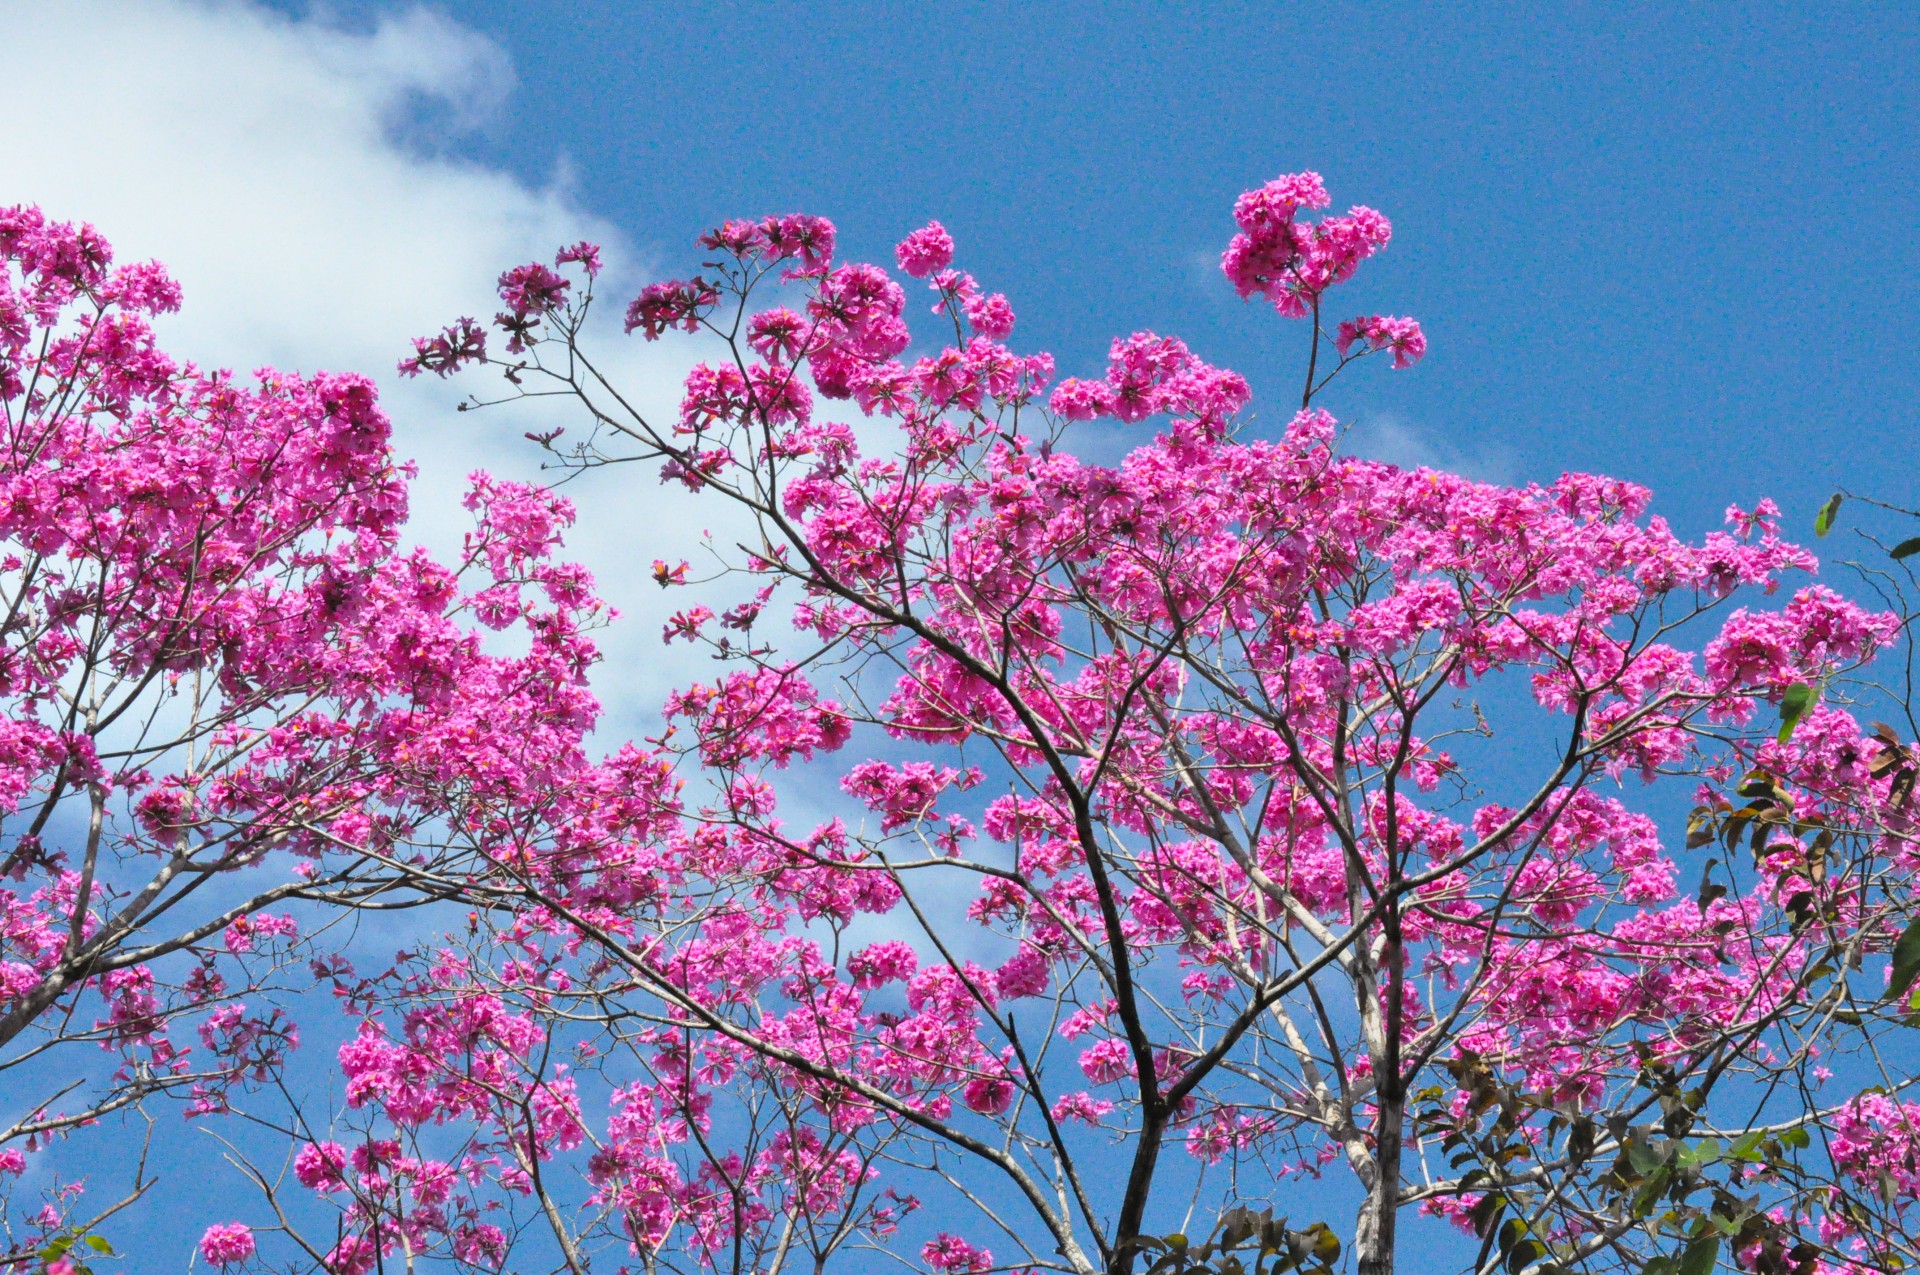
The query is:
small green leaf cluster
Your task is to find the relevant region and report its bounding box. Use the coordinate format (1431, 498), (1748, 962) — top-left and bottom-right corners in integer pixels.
(35, 1228), (116, 1274)
(1122, 1207), (1340, 1275)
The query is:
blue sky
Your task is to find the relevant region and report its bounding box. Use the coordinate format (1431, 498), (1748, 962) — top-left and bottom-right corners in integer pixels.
(5, 1), (1920, 1268)
(288, 0), (1918, 540)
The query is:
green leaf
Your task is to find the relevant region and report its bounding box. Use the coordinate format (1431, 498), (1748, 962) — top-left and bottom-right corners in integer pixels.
(1628, 1136), (1668, 1174)
(1777, 682), (1817, 743)
(85, 1236), (113, 1255)
(1685, 809), (1719, 849)
(1815, 493), (1843, 537)
(1888, 917), (1920, 1002)
(1693, 1136), (1723, 1166)
(1780, 1126), (1811, 1150)
(1679, 1233), (1721, 1275)
(1567, 1117), (1595, 1164)
(1893, 538), (1920, 561)
(1508, 1238), (1549, 1275)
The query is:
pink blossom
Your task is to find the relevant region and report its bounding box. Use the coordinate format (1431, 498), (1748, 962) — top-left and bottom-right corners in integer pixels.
(1050, 1091), (1116, 1125)
(963, 291), (1014, 340)
(1078, 1037), (1134, 1085)
(895, 221), (956, 278)
(1335, 314), (1427, 367)
(199, 1223), (255, 1265)
(922, 1233), (992, 1273)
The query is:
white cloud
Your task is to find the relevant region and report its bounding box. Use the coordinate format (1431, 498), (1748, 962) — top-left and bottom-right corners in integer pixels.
(1343, 410), (1521, 485)
(0, 0), (723, 726)
(5, 2), (561, 385)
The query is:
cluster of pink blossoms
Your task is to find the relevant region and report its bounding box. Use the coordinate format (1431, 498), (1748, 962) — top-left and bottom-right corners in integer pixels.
(215, 169), (1920, 1274)
(197, 1223), (254, 1266)
(1221, 171), (1391, 314)
(1335, 313), (1427, 367)
(0, 205), (646, 1268)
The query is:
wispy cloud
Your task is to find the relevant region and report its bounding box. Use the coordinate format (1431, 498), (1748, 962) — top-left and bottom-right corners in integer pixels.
(1343, 410), (1522, 485)
(2, 0), (734, 726)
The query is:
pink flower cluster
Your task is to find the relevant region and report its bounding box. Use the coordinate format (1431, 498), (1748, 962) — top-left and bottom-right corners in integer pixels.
(1335, 313), (1427, 367)
(198, 1223), (254, 1266)
(1047, 331), (1250, 434)
(1221, 171), (1393, 317)
(0, 206), (645, 1270)
(327, 167), (1920, 1274)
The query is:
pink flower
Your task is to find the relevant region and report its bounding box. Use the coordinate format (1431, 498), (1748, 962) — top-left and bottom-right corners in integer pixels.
(922, 1233), (992, 1273)
(1220, 173), (1393, 317)
(995, 945), (1051, 1000)
(496, 262), (569, 317)
(761, 213), (837, 275)
(1048, 376), (1114, 421)
(1078, 1037), (1134, 1085)
(398, 316), (486, 378)
(199, 1223), (255, 1265)
(1335, 314), (1427, 368)
(555, 240), (602, 277)
(963, 291), (1014, 340)
(895, 221), (955, 278)
(1050, 1091), (1116, 1125)
(962, 1073), (1016, 1115)
(293, 1141), (348, 1191)
(625, 278), (719, 338)
(849, 940), (919, 988)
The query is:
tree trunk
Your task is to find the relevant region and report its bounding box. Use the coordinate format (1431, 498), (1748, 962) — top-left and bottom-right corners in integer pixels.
(1354, 1110), (1401, 1275)
(1107, 1109), (1167, 1275)
(1357, 919), (1407, 1275)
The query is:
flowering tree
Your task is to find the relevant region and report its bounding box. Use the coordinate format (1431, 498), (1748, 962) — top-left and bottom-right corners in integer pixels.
(261, 170), (1920, 1275)
(0, 206), (611, 1268)
(12, 173), (1920, 1275)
